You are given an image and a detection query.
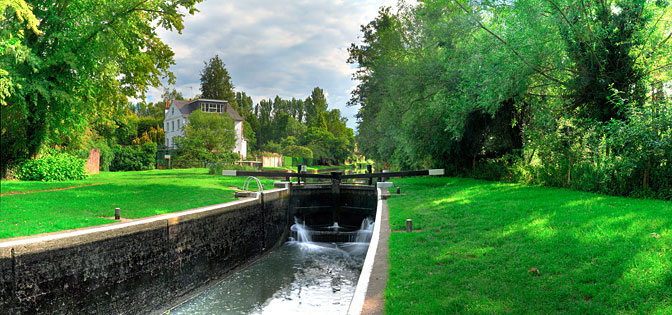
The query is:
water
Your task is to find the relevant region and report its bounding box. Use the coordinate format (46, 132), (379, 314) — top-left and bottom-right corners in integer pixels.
(168, 219), (374, 315)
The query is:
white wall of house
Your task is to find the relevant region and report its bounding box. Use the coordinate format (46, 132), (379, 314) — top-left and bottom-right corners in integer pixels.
(233, 120), (247, 159)
(164, 102), (185, 149)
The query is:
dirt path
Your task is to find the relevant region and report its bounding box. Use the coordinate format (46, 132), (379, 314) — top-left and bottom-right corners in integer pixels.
(0, 183), (106, 197)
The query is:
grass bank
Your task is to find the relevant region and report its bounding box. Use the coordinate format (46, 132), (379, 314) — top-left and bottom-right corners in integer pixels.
(386, 177), (672, 314)
(0, 169), (274, 239)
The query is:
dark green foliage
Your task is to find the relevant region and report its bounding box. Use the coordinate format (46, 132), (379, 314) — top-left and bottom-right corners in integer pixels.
(176, 110), (236, 162)
(98, 145), (114, 172)
(110, 143), (156, 172)
(282, 145), (313, 159)
(348, 1), (672, 199)
(1, 0), (203, 176)
(200, 55), (236, 107)
(16, 153), (87, 181)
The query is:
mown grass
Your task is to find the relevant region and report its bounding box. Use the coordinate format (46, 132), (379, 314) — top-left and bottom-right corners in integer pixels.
(0, 169), (274, 239)
(386, 177), (672, 314)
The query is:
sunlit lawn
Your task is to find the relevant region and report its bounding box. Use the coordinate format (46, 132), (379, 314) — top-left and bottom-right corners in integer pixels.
(386, 177), (672, 314)
(0, 169), (274, 239)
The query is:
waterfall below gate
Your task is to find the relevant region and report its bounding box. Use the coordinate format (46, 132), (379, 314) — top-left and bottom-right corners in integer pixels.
(167, 217), (375, 314)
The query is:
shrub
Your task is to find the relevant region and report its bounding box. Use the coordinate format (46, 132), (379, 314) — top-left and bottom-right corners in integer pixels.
(16, 153), (87, 181)
(110, 144), (157, 171)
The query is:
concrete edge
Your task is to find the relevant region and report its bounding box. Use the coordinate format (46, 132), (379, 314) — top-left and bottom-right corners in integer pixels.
(347, 188), (384, 315)
(0, 188), (289, 252)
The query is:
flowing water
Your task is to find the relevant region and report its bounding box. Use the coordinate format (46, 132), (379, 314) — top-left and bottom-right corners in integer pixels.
(167, 218), (374, 314)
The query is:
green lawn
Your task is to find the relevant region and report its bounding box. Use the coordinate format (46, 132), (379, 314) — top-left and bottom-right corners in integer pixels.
(386, 177), (672, 314)
(0, 169), (274, 239)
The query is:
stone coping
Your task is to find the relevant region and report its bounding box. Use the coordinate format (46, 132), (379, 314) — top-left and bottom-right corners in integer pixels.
(347, 188), (386, 315)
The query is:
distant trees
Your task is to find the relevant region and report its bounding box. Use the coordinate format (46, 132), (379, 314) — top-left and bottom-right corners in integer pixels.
(245, 86), (355, 164)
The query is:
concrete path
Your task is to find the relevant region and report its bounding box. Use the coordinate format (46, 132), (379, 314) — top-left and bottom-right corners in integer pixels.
(361, 196), (391, 314)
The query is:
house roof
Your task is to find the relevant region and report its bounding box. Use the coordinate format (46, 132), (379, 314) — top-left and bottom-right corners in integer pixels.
(172, 99), (243, 121)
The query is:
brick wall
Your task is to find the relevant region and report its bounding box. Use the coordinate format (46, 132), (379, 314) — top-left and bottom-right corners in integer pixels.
(85, 148), (100, 175)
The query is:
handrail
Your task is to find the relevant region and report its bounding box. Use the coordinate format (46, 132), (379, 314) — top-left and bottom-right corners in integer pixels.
(242, 176), (264, 193)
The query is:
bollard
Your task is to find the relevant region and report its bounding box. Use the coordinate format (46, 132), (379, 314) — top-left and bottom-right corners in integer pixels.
(406, 219), (412, 232)
(115, 208), (120, 220)
(397, 187), (401, 194)
(297, 165), (302, 185)
(367, 165), (373, 186)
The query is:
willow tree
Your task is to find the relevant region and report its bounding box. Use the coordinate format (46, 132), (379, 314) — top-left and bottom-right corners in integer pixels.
(0, 0), (202, 176)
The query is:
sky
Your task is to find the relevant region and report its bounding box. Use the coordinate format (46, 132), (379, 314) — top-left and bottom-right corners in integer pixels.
(146, 0), (399, 130)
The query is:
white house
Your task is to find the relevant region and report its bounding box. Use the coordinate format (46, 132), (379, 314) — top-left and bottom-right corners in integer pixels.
(164, 99), (247, 159)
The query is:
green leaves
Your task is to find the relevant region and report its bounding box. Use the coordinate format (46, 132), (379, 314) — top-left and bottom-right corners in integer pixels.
(1, 0), (203, 175)
(177, 110), (236, 162)
(17, 153), (87, 181)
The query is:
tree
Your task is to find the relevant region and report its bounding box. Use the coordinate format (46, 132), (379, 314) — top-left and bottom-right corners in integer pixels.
(304, 87), (328, 125)
(176, 110), (236, 161)
(200, 55), (236, 108)
(162, 87), (185, 103)
(1, 0), (202, 176)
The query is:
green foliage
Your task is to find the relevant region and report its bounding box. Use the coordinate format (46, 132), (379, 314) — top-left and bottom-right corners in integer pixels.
(98, 143), (114, 172)
(110, 143), (156, 172)
(16, 153), (87, 181)
(262, 141), (282, 154)
(176, 110), (236, 161)
(1, 0), (203, 176)
(200, 55), (236, 107)
(348, 1), (672, 199)
(282, 145), (313, 159)
(248, 86), (354, 164)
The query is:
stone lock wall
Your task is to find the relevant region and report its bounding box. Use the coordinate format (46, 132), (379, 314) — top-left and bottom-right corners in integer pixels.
(0, 188), (289, 314)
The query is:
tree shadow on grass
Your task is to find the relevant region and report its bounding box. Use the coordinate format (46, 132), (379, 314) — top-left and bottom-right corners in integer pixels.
(387, 178), (672, 314)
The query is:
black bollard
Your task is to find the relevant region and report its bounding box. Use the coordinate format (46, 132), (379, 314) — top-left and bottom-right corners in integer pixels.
(297, 165), (302, 185)
(115, 208), (120, 220)
(367, 165), (373, 185)
(406, 219), (412, 232)
(397, 187), (401, 194)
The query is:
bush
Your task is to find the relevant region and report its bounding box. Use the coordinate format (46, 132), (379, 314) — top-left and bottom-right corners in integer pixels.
(17, 153), (87, 181)
(99, 145), (114, 172)
(110, 143), (157, 171)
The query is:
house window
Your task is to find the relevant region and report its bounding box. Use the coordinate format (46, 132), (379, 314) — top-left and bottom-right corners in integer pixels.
(167, 138), (170, 146)
(209, 103), (217, 112)
(178, 120), (181, 129)
(172, 107), (174, 115)
(201, 103), (205, 112)
(172, 121), (175, 132)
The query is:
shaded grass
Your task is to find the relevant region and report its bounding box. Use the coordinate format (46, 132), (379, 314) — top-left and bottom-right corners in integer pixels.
(386, 177), (672, 314)
(0, 169), (274, 239)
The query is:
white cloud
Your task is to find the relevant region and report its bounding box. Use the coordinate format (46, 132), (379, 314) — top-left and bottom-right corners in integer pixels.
(147, 0), (399, 128)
